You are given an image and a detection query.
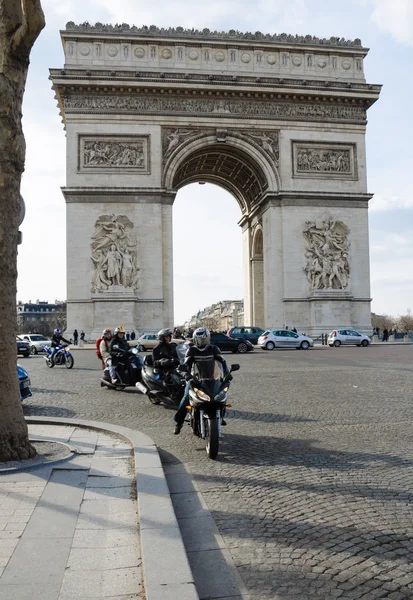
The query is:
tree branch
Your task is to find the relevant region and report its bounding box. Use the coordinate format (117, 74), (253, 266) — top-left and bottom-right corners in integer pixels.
(11, 0), (45, 56)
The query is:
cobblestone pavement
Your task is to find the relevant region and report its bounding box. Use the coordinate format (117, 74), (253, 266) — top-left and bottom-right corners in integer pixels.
(22, 346), (413, 599)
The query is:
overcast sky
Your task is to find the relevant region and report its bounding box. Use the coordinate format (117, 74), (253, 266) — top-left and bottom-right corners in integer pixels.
(17, 0), (413, 324)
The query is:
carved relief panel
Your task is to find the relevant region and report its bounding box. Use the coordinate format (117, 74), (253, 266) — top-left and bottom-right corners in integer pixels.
(78, 135), (150, 173)
(91, 215), (140, 293)
(303, 219), (350, 291)
(292, 142), (357, 180)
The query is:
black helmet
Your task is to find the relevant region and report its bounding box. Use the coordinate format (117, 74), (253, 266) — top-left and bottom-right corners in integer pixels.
(158, 328), (173, 342)
(193, 327), (210, 350)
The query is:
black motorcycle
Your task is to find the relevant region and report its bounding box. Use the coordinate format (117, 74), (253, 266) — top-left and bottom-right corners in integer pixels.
(139, 354), (187, 407)
(101, 347), (143, 390)
(44, 344), (74, 369)
(186, 361), (240, 459)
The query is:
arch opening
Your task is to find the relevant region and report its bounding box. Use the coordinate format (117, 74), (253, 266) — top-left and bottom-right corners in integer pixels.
(171, 144), (269, 214)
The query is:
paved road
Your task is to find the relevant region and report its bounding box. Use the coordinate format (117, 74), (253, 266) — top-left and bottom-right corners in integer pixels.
(22, 345), (413, 599)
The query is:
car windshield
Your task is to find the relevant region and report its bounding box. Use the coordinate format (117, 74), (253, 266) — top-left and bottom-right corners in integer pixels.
(262, 331), (270, 336)
(31, 335), (48, 341)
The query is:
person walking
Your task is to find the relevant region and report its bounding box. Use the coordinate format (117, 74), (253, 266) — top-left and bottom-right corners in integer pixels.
(382, 328), (389, 342)
(73, 329), (79, 346)
(130, 330), (136, 341)
(126, 331), (131, 341)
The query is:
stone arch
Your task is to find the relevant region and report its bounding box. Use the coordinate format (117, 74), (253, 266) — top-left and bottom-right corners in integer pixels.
(251, 225), (264, 328)
(163, 134), (279, 214)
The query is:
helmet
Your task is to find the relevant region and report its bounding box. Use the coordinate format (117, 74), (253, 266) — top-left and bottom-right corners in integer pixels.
(114, 326), (125, 334)
(54, 328), (61, 335)
(157, 328), (173, 342)
(102, 328), (112, 339)
(193, 327), (210, 350)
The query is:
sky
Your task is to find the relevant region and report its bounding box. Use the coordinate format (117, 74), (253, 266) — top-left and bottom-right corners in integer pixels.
(17, 0), (413, 325)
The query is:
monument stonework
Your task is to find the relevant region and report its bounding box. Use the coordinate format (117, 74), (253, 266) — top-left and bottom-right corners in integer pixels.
(50, 24), (381, 338)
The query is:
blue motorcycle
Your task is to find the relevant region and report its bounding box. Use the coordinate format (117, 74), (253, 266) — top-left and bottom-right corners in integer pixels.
(44, 344), (74, 369)
(18, 364), (32, 401)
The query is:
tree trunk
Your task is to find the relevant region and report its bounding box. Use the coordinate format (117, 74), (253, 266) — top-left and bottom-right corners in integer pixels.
(0, 0), (45, 462)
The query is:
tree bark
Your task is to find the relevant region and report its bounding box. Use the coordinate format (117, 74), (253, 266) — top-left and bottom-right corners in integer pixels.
(0, 0), (45, 462)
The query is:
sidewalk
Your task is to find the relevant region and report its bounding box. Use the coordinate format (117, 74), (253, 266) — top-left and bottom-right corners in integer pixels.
(0, 418), (198, 600)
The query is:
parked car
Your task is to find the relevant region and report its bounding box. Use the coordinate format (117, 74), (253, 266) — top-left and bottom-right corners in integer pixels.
(17, 364), (32, 401)
(210, 332), (254, 353)
(328, 329), (371, 347)
(258, 329), (314, 350)
(16, 337), (30, 358)
(17, 334), (51, 354)
(227, 326), (266, 345)
(136, 333), (185, 352)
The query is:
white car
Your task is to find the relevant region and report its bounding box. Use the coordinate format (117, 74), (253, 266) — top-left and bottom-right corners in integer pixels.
(258, 329), (314, 350)
(328, 329), (371, 347)
(136, 333), (185, 352)
(18, 334), (52, 354)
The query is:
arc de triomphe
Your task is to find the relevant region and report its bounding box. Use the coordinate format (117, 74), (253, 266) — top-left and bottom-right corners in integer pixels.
(51, 23), (380, 338)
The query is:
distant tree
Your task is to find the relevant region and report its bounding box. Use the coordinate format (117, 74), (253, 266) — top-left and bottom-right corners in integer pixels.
(0, 0), (45, 461)
(371, 312), (395, 332)
(396, 310), (413, 333)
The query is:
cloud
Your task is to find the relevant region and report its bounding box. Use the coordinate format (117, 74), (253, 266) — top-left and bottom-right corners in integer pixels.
(369, 194), (413, 212)
(367, 0), (413, 45)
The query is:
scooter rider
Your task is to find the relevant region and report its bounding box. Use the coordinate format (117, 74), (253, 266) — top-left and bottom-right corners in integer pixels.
(50, 328), (71, 365)
(173, 327), (230, 435)
(152, 328), (179, 371)
(109, 326), (129, 384)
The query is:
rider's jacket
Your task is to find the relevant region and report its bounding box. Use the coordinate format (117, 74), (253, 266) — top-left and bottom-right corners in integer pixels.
(51, 333), (70, 348)
(184, 344), (228, 379)
(109, 336), (129, 358)
(152, 341), (178, 369)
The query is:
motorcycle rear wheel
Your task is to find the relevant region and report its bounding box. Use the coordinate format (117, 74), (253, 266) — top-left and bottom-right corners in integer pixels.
(65, 355), (74, 369)
(205, 418), (219, 460)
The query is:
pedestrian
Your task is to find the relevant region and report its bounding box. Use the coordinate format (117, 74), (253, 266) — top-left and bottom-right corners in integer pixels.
(382, 328), (389, 342)
(130, 330), (136, 341)
(73, 329), (79, 345)
(292, 326), (297, 333)
(126, 331), (130, 341)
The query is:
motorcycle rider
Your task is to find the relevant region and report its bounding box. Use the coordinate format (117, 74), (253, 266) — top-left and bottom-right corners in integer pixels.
(50, 328), (71, 365)
(109, 326), (129, 384)
(173, 327), (230, 435)
(99, 328), (116, 379)
(152, 328), (179, 371)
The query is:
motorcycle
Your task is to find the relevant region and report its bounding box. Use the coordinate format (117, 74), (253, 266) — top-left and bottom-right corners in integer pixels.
(101, 346), (144, 390)
(186, 360), (240, 459)
(139, 345), (187, 407)
(44, 344), (74, 369)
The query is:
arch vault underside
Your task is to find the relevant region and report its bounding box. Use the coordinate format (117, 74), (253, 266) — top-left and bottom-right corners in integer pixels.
(52, 23), (380, 338)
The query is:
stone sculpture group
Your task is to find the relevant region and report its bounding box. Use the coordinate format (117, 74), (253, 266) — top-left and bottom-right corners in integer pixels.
(91, 215), (140, 293)
(303, 219), (350, 290)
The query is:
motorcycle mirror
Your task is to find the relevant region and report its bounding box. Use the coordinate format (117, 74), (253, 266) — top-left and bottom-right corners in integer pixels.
(230, 364), (240, 372)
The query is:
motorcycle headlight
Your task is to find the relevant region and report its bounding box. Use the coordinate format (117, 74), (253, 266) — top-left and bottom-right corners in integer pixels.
(214, 387), (229, 402)
(193, 387), (210, 402)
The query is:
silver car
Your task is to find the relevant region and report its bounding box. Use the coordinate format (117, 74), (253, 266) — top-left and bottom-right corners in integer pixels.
(258, 329), (314, 350)
(328, 329), (371, 347)
(18, 334), (52, 354)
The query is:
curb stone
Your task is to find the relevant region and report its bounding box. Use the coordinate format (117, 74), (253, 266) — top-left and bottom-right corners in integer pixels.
(25, 416), (199, 600)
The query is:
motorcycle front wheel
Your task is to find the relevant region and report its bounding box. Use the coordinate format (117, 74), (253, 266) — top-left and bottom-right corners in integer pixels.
(205, 418), (219, 460)
(65, 355), (74, 369)
(46, 358), (54, 368)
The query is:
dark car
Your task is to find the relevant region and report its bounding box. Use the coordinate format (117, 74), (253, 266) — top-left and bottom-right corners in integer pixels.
(18, 364), (32, 401)
(211, 333), (254, 354)
(227, 326), (265, 345)
(16, 337), (30, 358)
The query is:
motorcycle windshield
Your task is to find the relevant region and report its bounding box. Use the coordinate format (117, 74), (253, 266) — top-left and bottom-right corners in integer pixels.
(176, 343), (190, 364)
(193, 360), (224, 398)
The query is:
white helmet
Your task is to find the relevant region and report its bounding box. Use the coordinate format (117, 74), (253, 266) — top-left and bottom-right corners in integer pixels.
(193, 327), (210, 350)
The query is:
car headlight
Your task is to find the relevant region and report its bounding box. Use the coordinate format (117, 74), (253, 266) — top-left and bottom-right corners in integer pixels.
(193, 387), (210, 402)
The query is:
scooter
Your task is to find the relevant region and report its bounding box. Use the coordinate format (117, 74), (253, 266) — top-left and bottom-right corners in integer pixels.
(44, 345), (74, 369)
(101, 347), (144, 390)
(139, 353), (187, 407)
